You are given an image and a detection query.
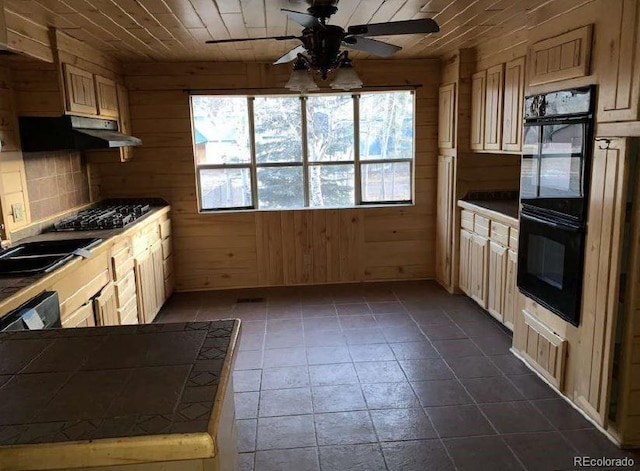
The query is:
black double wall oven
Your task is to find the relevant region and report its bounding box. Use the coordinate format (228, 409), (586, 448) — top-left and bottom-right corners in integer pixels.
(517, 86), (595, 327)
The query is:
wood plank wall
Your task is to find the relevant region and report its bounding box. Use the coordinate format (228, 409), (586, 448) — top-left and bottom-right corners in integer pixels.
(88, 59), (440, 291)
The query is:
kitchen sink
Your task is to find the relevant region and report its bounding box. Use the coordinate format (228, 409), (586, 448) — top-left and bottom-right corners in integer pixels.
(0, 238), (102, 277)
(0, 238), (101, 258)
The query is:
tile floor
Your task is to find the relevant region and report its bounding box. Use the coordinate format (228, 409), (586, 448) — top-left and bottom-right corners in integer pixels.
(157, 280), (639, 471)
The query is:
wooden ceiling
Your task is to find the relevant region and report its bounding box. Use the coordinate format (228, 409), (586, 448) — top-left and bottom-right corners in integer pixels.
(4, 0), (592, 62)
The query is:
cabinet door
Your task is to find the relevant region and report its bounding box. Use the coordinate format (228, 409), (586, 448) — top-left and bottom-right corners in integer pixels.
(438, 83), (455, 149)
(436, 155), (454, 289)
(598, 0), (640, 122)
(487, 241), (508, 322)
(470, 70), (486, 151)
(502, 57), (525, 152)
(95, 75), (119, 119)
(135, 249), (157, 324)
(62, 302), (96, 328)
(484, 64), (504, 151)
(459, 229), (473, 295)
(503, 249), (518, 331)
(470, 234), (489, 308)
(117, 83), (134, 162)
(94, 282), (120, 326)
(151, 239), (166, 312)
(63, 64), (97, 115)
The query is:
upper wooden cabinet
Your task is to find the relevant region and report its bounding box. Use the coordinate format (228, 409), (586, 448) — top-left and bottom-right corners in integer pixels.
(63, 63), (97, 116)
(502, 57), (526, 152)
(470, 58), (525, 153)
(62, 64), (125, 122)
(528, 25), (592, 86)
(95, 75), (119, 119)
(470, 71), (486, 151)
(438, 83), (456, 149)
(116, 83), (133, 162)
(484, 64), (504, 151)
(598, 0), (640, 123)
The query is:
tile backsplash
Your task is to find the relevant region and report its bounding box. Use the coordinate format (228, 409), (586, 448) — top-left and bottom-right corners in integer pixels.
(23, 151), (91, 222)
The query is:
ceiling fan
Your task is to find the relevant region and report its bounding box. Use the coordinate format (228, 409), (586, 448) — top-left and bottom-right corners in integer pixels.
(205, 0), (439, 90)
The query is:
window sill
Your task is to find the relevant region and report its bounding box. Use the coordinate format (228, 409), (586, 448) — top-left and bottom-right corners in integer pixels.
(198, 202), (415, 215)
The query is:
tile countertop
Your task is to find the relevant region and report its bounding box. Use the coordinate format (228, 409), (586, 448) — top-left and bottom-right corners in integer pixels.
(458, 199), (520, 226)
(0, 319), (240, 469)
(0, 205), (169, 308)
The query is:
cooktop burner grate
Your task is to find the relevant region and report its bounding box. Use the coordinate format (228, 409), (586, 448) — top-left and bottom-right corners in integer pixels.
(52, 204), (151, 231)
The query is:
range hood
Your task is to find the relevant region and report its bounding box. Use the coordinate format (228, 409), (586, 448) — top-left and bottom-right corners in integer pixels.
(18, 115), (142, 152)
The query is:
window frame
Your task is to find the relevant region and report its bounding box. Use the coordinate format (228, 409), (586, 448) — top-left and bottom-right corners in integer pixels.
(191, 90), (415, 213)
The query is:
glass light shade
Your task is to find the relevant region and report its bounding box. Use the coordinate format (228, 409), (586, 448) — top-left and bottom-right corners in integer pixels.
(285, 69), (319, 92)
(330, 66), (363, 90)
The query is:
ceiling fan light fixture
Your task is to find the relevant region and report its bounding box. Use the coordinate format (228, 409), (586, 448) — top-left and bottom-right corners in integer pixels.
(330, 58), (363, 91)
(285, 57), (319, 92)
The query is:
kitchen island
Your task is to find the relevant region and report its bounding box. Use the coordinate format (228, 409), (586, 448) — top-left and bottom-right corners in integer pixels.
(0, 319), (240, 471)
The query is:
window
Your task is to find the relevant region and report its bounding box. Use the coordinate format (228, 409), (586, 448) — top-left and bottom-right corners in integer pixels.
(191, 91), (414, 211)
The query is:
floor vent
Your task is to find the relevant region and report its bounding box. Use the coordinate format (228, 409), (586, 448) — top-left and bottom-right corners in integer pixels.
(236, 297), (265, 303)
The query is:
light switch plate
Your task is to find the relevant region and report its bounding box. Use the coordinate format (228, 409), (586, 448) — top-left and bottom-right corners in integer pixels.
(11, 202), (24, 222)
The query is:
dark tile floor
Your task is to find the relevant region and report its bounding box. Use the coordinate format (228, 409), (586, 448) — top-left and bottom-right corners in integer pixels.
(157, 280), (639, 471)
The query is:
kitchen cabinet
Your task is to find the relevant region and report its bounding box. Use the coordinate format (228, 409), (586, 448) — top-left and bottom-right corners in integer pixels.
(470, 71), (486, 151)
(484, 64), (504, 151)
(598, 0), (640, 123)
(503, 249), (518, 330)
(135, 248), (158, 324)
(95, 75), (119, 119)
(436, 155), (455, 289)
(160, 217), (174, 301)
(459, 229), (473, 296)
(487, 241), (508, 322)
(63, 63), (97, 116)
(94, 282), (119, 326)
(438, 83), (456, 149)
(502, 57), (525, 152)
(471, 58), (524, 153)
(470, 234), (489, 308)
(457, 202), (518, 330)
(151, 240), (165, 311)
(62, 302), (95, 328)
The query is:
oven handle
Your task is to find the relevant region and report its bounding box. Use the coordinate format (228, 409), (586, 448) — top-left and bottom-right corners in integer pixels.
(521, 212), (582, 232)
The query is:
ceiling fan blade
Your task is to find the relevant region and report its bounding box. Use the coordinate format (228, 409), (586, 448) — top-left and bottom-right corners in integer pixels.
(282, 8), (323, 29)
(274, 45), (306, 65)
(347, 18), (440, 37)
(343, 36), (401, 57)
(206, 35), (299, 44)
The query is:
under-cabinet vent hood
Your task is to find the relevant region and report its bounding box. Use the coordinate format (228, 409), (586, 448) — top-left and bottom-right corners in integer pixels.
(18, 115), (142, 153)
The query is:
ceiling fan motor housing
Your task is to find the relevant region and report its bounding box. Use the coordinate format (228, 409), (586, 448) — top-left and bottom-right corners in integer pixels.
(301, 25), (345, 78)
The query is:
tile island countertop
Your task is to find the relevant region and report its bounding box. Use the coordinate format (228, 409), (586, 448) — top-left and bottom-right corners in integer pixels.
(0, 319), (240, 471)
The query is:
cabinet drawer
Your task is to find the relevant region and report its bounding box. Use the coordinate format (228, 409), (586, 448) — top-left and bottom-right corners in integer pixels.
(162, 237), (172, 260)
(461, 210), (475, 231)
(474, 215), (490, 237)
(111, 241), (133, 281)
(132, 223), (160, 256)
(115, 269), (136, 307)
(509, 227), (519, 250)
(490, 221), (509, 246)
(160, 219), (171, 239)
(62, 302), (95, 328)
(118, 295), (139, 325)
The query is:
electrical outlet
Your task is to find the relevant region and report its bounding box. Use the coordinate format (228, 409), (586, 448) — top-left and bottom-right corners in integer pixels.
(11, 203), (24, 222)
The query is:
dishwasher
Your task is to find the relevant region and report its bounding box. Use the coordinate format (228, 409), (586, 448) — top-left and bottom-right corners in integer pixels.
(0, 291), (60, 331)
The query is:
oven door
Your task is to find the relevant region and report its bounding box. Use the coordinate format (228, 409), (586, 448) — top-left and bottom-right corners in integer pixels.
(520, 118), (590, 222)
(517, 211), (585, 326)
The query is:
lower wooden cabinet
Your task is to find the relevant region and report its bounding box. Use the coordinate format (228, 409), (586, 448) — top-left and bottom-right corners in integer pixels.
(151, 240), (165, 311)
(136, 249), (158, 324)
(503, 249), (518, 330)
(458, 204), (518, 331)
(459, 229), (473, 295)
(63, 302), (96, 328)
(470, 234), (489, 308)
(487, 241), (508, 322)
(94, 282), (119, 326)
